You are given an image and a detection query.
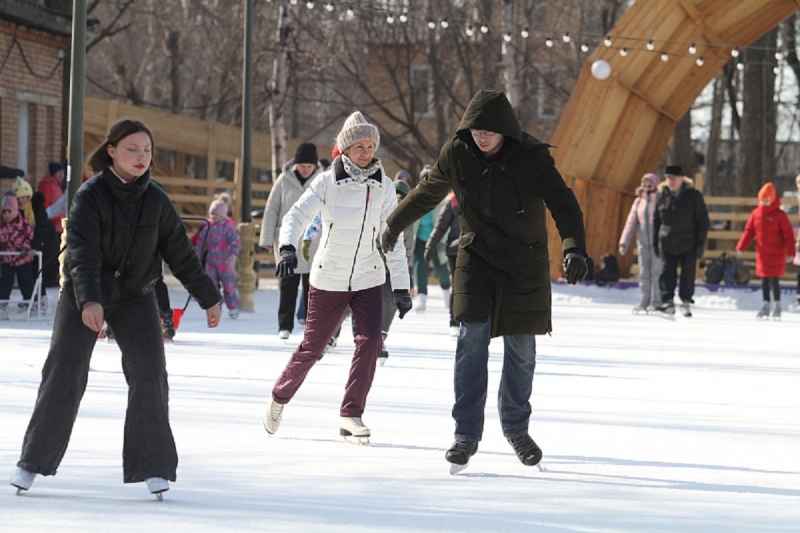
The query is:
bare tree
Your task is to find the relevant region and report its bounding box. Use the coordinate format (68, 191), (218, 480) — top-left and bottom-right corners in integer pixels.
(736, 28), (778, 197)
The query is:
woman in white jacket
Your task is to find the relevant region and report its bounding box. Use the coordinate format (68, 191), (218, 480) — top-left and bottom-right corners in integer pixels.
(259, 143), (322, 338)
(618, 172), (662, 313)
(263, 111), (412, 443)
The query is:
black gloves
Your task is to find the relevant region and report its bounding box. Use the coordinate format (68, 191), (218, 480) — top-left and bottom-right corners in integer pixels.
(563, 251), (588, 285)
(393, 289), (412, 319)
(695, 245), (704, 259)
(381, 228), (400, 253)
(275, 245), (298, 278)
(423, 247), (434, 263)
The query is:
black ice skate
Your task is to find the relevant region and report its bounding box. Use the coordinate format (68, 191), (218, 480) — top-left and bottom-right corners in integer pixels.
(506, 433), (544, 470)
(445, 438), (478, 475)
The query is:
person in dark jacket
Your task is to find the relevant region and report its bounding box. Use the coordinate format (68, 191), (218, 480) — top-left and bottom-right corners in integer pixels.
(653, 165), (709, 317)
(381, 89), (588, 472)
(425, 190), (460, 335)
(29, 191), (61, 307)
(10, 119), (222, 499)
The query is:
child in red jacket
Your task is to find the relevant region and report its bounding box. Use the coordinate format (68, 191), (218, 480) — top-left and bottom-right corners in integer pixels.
(735, 182), (794, 320)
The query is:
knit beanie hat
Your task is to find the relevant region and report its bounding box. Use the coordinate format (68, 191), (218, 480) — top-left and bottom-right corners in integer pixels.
(337, 112), (380, 152)
(642, 173), (659, 187)
(209, 198), (228, 217)
(1, 194), (19, 217)
(12, 178), (33, 198)
(294, 142), (319, 165)
(758, 182), (776, 203)
(394, 179), (411, 199)
(48, 162), (65, 176)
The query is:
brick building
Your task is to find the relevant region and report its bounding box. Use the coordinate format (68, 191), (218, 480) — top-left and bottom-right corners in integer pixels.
(0, 0), (70, 191)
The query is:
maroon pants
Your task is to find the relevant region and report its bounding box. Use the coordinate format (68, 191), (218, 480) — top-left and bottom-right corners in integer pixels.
(272, 284), (383, 417)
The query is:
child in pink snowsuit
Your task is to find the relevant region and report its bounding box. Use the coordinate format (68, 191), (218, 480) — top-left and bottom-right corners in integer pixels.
(195, 199), (241, 318)
(0, 194), (35, 319)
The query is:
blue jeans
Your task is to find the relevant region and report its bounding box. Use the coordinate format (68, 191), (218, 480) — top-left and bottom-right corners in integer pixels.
(452, 311), (537, 441)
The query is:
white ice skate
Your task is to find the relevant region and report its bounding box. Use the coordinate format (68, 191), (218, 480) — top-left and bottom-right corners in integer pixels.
(415, 294), (427, 314)
(340, 417), (370, 445)
(146, 477), (169, 500)
(771, 302), (781, 321)
(449, 326), (461, 338)
(10, 467), (37, 495)
(755, 302), (770, 320)
(278, 330), (290, 340)
(263, 400), (284, 435)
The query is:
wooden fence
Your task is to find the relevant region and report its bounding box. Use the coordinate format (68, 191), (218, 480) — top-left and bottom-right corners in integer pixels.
(628, 196), (798, 281)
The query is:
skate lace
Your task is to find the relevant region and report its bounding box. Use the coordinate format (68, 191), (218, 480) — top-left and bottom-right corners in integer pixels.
(451, 439), (477, 453)
(508, 434), (535, 453)
(269, 402), (284, 420)
(345, 417), (365, 428)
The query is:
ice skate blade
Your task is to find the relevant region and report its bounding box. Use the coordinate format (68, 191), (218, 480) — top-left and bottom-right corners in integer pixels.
(341, 435), (369, 445)
(449, 463), (469, 475)
(15, 487), (24, 495)
(377, 357), (387, 367)
(155, 492), (164, 501)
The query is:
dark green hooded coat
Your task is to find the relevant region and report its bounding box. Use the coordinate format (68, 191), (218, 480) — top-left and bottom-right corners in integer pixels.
(387, 90), (586, 337)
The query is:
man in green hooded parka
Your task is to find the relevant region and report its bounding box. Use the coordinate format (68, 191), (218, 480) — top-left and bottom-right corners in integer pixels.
(382, 90), (587, 473)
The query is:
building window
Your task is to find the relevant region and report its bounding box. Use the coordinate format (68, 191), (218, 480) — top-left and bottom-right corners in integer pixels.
(411, 65), (434, 117)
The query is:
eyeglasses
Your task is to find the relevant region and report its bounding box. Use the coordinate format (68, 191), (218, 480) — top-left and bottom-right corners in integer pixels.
(470, 129), (498, 139)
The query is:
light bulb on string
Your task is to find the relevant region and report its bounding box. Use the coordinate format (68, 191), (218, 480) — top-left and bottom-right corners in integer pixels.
(346, 5), (353, 18)
(503, 32), (512, 43)
(661, 53), (669, 62)
(562, 32), (571, 43)
(521, 27), (529, 39)
(620, 47), (628, 57)
(689, 43), (696, 54)
(324, 2), (333, 12)
(580, 43), (589, 53)
(646, 40), (654, 51)
(289, 0), (297, 5)
(775, 51), (783, 61)
(695, 56), (704, 66)
(427, 19), (436, 30)
(731, 46), (739, 58)
(773, 66), (780, 74)
(306, 1), (314, 9)
(399, 13), (407, 23)
(604, 35), (612, 47)
(736, 61), (744, 71)
(480, 23), (489, 34)
(545, 37), (554, 48)
(386, 14), (394, 24)
(466, 24), (474, 37)
(440, 19), (449, 29)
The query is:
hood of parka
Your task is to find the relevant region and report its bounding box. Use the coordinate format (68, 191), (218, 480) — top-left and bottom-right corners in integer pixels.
(455, 90), (523, 145)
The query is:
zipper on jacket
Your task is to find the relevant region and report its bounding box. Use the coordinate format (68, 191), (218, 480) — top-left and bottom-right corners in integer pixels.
(347, 185), (371, 291)
(324, 223), (333, 248)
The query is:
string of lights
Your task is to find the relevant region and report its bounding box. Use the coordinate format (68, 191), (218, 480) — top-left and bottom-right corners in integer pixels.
(277, 1), (792, 71)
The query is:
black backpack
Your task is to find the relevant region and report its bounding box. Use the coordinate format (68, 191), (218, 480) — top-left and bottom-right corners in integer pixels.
(595, 253), (620, 286)
(704, 254), (726, 284)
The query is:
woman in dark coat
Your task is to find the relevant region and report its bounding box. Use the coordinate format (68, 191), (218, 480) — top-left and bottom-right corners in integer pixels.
(11, 119), (221, 499)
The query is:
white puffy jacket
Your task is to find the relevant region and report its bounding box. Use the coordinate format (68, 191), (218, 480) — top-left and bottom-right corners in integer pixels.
(279, 158), (409, 293)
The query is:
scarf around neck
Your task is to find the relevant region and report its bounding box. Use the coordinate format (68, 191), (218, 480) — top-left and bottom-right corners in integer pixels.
(341, 154), (382, 184)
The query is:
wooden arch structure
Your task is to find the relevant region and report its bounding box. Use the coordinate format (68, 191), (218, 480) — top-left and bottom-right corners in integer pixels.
(548, 0), (800, 277)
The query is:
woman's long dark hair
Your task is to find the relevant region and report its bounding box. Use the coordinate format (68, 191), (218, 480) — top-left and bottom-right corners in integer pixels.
(87, 118), (155, 173)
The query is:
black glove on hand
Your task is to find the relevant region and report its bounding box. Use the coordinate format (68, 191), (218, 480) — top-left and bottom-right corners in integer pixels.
(275, 245), (298, 278)
(695, 245), (704, 259)
(381, 228), (400, 253)
(563, 252), (588, 285)
(423, 247), (434, 263)
(393, 289), (413, 319)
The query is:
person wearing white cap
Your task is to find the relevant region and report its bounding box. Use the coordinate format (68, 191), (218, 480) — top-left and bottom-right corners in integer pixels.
(262, 111), (412, 443)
